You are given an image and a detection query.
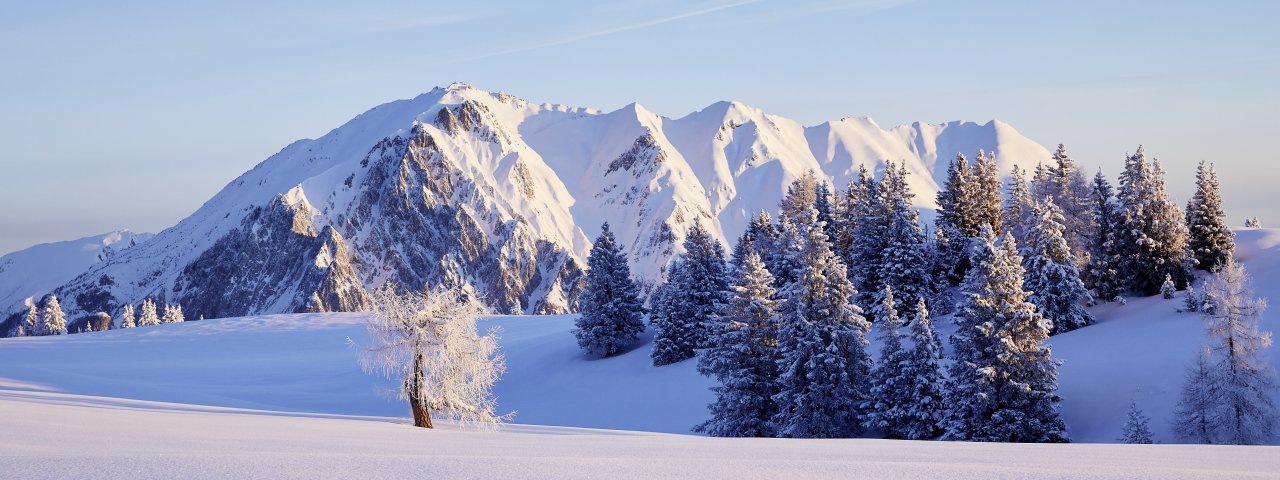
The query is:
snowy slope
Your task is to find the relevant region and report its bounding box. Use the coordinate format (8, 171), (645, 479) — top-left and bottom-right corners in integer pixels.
(6, 82), (1052, 325)
(2, 229), (1278, 444)
(3, 390), (1277, 479)
(0, 229), (152, 313)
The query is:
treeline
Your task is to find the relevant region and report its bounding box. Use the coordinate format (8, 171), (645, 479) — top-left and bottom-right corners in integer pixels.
(9, 296), (187, 337)
(574, 144), (1272, 443)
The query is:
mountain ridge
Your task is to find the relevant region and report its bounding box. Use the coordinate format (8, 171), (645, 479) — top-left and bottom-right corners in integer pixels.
(1, 83), (1053, 329)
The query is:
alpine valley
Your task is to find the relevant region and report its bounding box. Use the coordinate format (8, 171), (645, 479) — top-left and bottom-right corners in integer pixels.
(0, 83), (1054, 330)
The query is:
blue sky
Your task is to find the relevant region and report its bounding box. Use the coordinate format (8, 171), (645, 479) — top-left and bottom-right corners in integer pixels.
(2, 0), (1277, 254)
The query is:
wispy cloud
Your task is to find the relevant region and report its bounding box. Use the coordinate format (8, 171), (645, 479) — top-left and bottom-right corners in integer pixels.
(439, 0), (761, 65)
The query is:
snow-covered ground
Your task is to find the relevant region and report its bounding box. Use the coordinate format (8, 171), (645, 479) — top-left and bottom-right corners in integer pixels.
(2, 228), (1279, 476)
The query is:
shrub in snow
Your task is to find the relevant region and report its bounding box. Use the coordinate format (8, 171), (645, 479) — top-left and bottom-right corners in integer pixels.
(1175, 261), (1279, 444)
(360, 284), (506, 429)
(1161, 274), (1177, 299)
(1183, 286), (1200, 313)
(573, 222), (646, 358)
(1120, 399), (1154, 444)
(694, 252), (781, 437)
(1244, 216), (1261, 228)
(945, 226), (1068, 443)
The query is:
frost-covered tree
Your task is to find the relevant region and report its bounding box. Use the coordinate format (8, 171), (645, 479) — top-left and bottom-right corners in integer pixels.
(1161, 274), (1177, 299)
(864, 286), (924, 438)
(652, 222), (730, 366)
(1021, 198), (1093, 334)
(1245, 217), (1262, 228)
(1173, 346), (1217, 444)
(574, 223), (646, 358)
(772, 208), (872, 438)
(1120, 399), (1155, 444)
(735, 211), (780, 274)
(695, 252), (781, 437)
(21, 300), (39, 336)
(118, 304), (136, 329)
(815, 180), (837, 243)
(1086, 171), (1124, 302)
(945, 227), (1068, 442)
(137, 299), (160, 327)
(900, 296), (946, 439)
(971, 150), (1004, 236)
(161, 304), (185, 324)
(835, 166), (872, 271)
(41, 295), (67, 336)
(1004, 165), (1034, 241)
(1117, 146), (1191, 295)
(1185, 161), (1234, 272)
(1184, 286), (1202, 312)
(874, 162), (931, 319)
(936, 154), (976, 236)
(1031, 144), (1094, 261)
(1199, 261), (1278, 444)
(360, 284), (505, 429)
(779, 170), (819, 227)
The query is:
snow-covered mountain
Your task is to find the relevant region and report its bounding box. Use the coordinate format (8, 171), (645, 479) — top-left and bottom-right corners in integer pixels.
(0, 230), (152, 314)
(2, 83), (1053, 326)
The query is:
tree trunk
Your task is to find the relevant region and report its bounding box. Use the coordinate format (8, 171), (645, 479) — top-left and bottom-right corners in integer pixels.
(408, 354), (433, 428)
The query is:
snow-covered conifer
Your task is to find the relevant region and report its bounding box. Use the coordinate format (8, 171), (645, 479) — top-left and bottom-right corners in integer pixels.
(1199, 261), (1278, 444)
(865, 286), (919, 438)
(772, 207), (872, 438)
(1021, 198), (1093, 334)
(834, 166), (872, 270)
(1035, 144), (1094, 260)
(651, 222), (729, 366)
(900, 296), (946, 439)
(1185, 161), (1234, 272)
(574, 222), (646, 358)
(359, 284), (505, 429)
(1120, 399), (1155, 444)
(1117, 146), (1191, 295)
(1183, 286), (1200, 312)
(1161, 274), (1177, 299)
(945, 227), (1068, 442)
(814, 180), (837, 243)
(695, 252), (781, 437)
(162, 304), (185, 324)
(874, 162), (931, 319)
(23, 300), (40, 336)
(1245, 217), (1261, 228)
(970, 150), (1004, 236)
(119, 304), (136, 329)
(936, 154), (975, 236)
(1085, 171), (1123, 302)
(137, 299), (160, 327)
(1004, 165), (1033, 241)
(41, 295), (67, 335)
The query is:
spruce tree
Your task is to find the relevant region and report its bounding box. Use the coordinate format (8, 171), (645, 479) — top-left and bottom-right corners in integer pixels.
(936, 154), (976, 236)
(742, 211), (781, 273)
(864, 286), (920, 438)
(119, 304), (136, 329)
(1120, 399), (1155, 444)
(695, 252), (781, 437)
(1117, 146), (1191, 295)
(1004, 165), (1034, 241)
(815, 180), (837, 243)
(874, 162), (931, 319)
(945, 226), (1068, 442)
(848, 165), (885, 311)
(574, 222), (647, 358)
(901, 296), (946, 439)
(835, 166), (872, 272)
(1038, 144), (1095, 261)
(42, 295), (67, 335)
(970, 150), (1004, 236)
(23, 301), (40, 336)
(1086, 171), (1123, 302)
(779, 170), (819, 227)
(1185, 161), (1234, 272)
(772, 207), (872, 438)
(138, 298), (160, 327)
(651, 222), (729, 366)
(1021, 198), (1093, 334)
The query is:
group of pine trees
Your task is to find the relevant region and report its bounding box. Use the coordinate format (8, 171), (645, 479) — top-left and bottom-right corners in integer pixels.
(572, 143), (1251, 442)
(10, 296), (185, 337)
